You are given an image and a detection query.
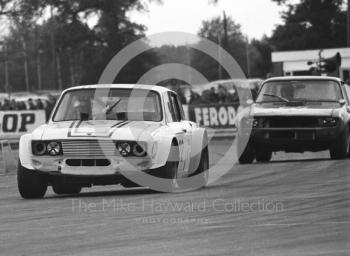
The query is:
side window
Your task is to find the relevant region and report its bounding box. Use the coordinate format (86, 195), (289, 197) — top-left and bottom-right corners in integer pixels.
(167, 101), (176, 122)
(168, 93), (182, 122)
(343, 84), (350, 104)
(176, 95), (186, 120)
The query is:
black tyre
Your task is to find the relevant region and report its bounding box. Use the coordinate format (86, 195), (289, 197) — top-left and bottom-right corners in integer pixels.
(237, 136), (255, 164)
(17, 161), (47, 199)
(52, 183), (82, 195)
(121, 178), (141, 188)
(330, 128), (350, 159)
(149, 144), (179, 179)
(190, 146), (209, 187)
(256, 150), (272, 163)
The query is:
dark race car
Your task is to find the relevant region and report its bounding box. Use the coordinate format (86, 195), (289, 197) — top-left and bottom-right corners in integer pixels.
(237, 76), (350, 164)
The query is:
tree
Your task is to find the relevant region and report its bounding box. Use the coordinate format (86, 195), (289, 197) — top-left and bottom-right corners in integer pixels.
(270, 0), (347, 51)
(250, 37), (273, 78)
(190, 15), (271, 80)
(0, 0), (161, 91)
(190, 16), (248, 81)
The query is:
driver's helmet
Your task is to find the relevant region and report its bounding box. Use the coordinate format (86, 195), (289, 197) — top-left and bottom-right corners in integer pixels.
(73, 95), (92, 116)
(280, 84), (295, 99)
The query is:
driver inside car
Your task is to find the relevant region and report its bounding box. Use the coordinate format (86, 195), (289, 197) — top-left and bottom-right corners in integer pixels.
(73, 95), (92, 120)
(280, 84), (295, 100)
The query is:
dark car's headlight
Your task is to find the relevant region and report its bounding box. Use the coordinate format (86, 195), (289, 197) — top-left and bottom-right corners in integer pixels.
(32, 141), (62, 156)
(252, 117), (265, 128)
(319, 117), (338, 127)
(252, 119), (260, 128)
(115, 141), (147, 157)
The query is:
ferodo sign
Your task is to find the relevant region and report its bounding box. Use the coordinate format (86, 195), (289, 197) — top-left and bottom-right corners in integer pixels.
(188, 104), (240, 128)
(0, 111), (46, 140)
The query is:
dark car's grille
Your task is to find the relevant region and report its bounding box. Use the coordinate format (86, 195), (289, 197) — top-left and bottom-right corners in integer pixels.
(266, 116), (319, 128)
(269, 130), (315, 140)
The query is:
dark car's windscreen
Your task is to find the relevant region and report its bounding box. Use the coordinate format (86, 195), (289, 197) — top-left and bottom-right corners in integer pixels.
(53, 88), (162, 122)
(256, 80), (342, 104)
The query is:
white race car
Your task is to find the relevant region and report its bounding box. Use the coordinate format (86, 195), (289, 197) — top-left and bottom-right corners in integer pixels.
(17, 84), (209, 198)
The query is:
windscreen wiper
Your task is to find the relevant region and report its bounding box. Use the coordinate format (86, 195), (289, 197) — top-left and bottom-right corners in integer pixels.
(104, 99), (122, 115)
(263, 93), (289, 103)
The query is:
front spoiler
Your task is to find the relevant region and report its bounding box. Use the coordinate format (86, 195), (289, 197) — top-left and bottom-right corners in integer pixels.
(247, 126), (344, 152)
(28, 155), (163, 176)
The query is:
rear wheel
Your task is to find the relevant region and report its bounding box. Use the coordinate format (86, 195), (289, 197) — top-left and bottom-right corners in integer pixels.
(52, 183), (82, 195)
(237, 136), (255, 164)
(330, 128), (350, 159)
(17, 161), (47, 199)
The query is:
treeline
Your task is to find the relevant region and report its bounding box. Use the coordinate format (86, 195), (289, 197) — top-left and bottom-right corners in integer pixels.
(0, 0), (160, 92)
(0, 0), (348, 92)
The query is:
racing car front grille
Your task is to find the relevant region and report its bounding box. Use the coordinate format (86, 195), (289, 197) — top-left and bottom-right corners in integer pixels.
(61, 140), (116, 157)
(267, 116), (319, 128)
(66, 159), (111, 167)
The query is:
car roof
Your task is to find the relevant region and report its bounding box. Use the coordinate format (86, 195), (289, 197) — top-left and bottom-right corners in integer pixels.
(264, 76), (342, 83)
(63, 84), (173, 94)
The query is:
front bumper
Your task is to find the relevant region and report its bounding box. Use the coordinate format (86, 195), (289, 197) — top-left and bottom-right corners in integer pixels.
(247, 126), (344, 152)
(30, 155), (163, 176)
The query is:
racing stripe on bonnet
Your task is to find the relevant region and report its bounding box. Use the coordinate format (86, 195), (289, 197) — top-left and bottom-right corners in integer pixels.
(67, 121), (78, 137)
(108, 120), (130, 136)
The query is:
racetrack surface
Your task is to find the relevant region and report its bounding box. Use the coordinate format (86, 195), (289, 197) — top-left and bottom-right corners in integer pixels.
(0, 139), (350, 256)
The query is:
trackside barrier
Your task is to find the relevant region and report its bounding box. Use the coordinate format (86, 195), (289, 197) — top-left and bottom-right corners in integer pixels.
(0, 110), (46, 141)
(185, 103), (242, 138)
(0, 110), (45, 174)
(0, 140), (17, 174)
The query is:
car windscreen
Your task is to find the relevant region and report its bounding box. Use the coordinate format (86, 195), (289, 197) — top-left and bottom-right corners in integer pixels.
(256, 80), (342, 104)
(52, 88), (163, 122)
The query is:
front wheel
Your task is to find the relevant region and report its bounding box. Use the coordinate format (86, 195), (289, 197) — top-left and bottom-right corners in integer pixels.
(52, 183), (82, 195)
(330, 128), (350, 159)
(148, 143), (179, 179)
(190, 146), (209, 188)
(146, 143), (179, 192)
(237, 136), (255, 164)
(17, 161), (47, 199)
(256, 150), (272, 163)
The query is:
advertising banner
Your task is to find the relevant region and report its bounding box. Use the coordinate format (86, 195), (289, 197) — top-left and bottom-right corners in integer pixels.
(187, 103), (241, 137)
(0, 110), (46, 140)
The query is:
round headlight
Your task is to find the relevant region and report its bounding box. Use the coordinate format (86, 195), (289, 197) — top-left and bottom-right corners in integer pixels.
(132, 143), (147, 157)
(320, 117), (337, 126)
(47, 142), (61, 156)
(33, 142), (46, 155)
(118, 142), (131, 156)
(252, 119), (259, 128)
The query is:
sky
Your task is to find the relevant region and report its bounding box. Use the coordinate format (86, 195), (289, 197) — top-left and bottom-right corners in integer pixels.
(128, 0), (285, 42)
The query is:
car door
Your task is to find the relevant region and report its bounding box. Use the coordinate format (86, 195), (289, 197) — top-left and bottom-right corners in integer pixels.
(167, 92), (193, 177)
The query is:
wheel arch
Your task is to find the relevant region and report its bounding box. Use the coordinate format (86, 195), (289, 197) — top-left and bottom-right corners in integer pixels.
(153, 134), (180, 167)
(19, 134), (35, 170)
(189, 127), (208, 174)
